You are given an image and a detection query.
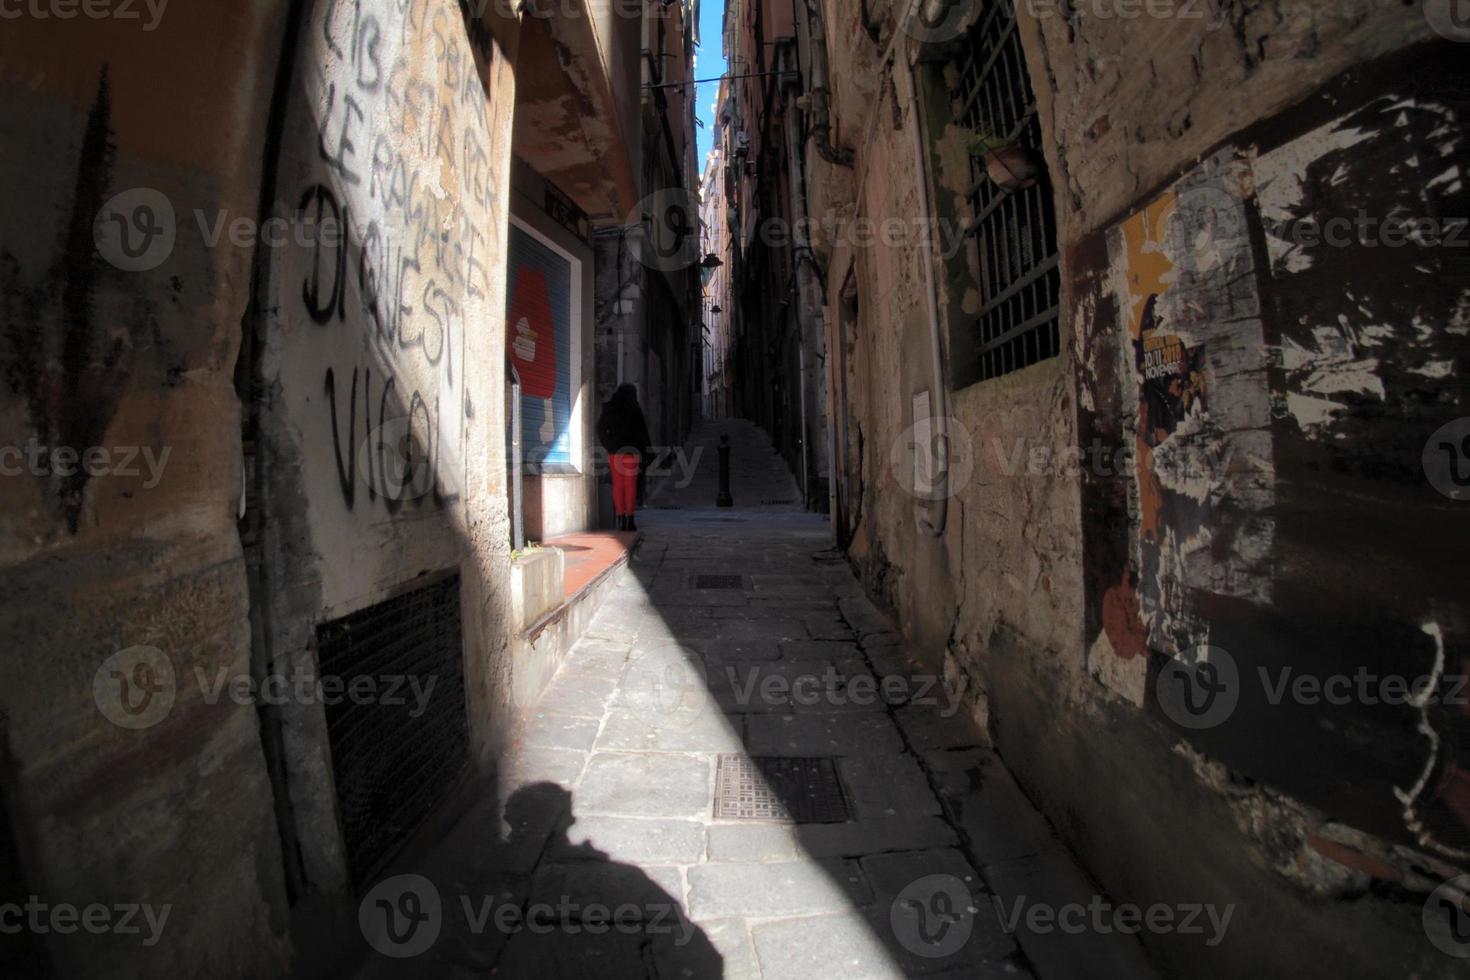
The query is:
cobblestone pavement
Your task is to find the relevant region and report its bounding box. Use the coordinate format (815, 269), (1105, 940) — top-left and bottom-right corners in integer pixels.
(363, 420), (1158, 979)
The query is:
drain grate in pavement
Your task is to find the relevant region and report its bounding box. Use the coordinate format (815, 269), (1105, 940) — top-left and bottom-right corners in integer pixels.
(693, 574), (745, 590)
(714, 755), (851, 823)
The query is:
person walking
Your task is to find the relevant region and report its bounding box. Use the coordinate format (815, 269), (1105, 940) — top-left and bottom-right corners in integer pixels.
(596, 384), (651, 532)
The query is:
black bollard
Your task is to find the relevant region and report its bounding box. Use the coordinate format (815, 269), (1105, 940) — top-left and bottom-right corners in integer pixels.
(716, 434), (734, 507)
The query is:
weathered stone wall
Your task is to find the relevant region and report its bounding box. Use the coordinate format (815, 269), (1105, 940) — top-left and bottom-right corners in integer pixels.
(0, 5), (297, 977)
(0, 1), (520, 974)
(812, 0), (1465, 975)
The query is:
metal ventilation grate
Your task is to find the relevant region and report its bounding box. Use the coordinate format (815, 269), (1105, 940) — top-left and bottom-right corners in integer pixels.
(694, 574), (745, 590)
(316, 573), (467, 887)
(953, 0), (1061, 384)
(714, 755), (851, 823)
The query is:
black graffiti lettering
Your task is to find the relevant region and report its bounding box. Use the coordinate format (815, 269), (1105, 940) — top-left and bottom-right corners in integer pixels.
(435, 8), (463, 102)
(434, 100), (456, 171)
(377, 375), (403, 513)
(395, 251), (421, 349)
(407, 391), (435, 500)
(432, 395), (461, 506)
(359, 219), (388, 340)
(356, 14), (383, 91)
(300, 184), (347, 324)
(418, 281), (455, 375)
(321, 0), (348, 57)
(462, 131), (492, 212)
(295, 0), (493, 518)
(362, 367), (377, 503)
(325, 366), (358, 508)
(460, 217), (488, 299)
(318, 83), (364, 185)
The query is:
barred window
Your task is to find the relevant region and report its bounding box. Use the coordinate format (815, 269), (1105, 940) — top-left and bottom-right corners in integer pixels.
(951, 0), (1061, 384)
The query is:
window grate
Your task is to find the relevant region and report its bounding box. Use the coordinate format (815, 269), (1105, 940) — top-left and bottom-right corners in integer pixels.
(954, 0), (1061, 383)
(316, 574), (467, 888)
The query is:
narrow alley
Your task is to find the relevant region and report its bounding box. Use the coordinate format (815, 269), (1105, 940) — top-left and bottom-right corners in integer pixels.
(365, 420), (1158, 979)
(1, 1), (1467, 978)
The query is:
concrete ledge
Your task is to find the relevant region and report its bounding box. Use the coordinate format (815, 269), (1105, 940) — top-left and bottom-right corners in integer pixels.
(511, 533), (639, 718)
(511, 547), (565, 633)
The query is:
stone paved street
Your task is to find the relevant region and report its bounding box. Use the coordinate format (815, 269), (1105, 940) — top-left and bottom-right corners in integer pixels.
(368, 421), (1159, 979)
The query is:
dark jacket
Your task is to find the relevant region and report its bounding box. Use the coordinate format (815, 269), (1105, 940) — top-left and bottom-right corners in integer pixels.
(596, 385), (651, 456)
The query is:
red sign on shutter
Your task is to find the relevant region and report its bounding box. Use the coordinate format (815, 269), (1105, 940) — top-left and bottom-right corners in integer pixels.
(507, 265), (559, 398)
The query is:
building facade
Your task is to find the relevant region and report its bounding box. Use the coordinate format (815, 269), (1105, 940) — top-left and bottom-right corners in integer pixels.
(0, 2), (695, 975)
(720, 0), (832, 511)
(593, 0), (702, 497)
(699, 126), (735, 421)
(727, 0), (1469, 976)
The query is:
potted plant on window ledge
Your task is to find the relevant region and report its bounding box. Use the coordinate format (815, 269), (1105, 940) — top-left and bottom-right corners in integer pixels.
(963, 128), (1042, 191)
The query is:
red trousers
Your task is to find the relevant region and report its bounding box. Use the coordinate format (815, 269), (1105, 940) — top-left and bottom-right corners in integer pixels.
(610, 453), (640, 516)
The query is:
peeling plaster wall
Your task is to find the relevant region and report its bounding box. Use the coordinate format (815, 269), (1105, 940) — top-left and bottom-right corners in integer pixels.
(1023, 0), (1443, 243)
(1065, 36), (1469, 979)
(813, 0), (1466, 975)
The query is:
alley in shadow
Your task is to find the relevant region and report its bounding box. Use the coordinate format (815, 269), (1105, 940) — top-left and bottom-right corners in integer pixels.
(353, 419), (1161, 979)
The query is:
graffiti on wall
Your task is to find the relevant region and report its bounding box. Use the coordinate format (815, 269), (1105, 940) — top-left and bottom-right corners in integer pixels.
(273, 0), (505, 514)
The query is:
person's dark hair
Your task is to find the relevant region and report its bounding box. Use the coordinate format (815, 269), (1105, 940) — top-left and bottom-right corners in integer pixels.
(597, 384), (651, 456)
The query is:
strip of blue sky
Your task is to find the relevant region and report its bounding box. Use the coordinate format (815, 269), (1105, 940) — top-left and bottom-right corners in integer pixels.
(694, 0), (727, 169)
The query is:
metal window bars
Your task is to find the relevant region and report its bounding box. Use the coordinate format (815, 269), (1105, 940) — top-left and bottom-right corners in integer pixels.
(954, 0), (1062, 383)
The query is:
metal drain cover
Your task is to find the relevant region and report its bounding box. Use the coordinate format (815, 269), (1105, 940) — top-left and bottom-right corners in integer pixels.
(714, 755), (851, 823)
(693, 574), (744, 590)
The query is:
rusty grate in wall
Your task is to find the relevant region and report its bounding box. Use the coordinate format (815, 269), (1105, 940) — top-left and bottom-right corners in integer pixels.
(693, 574), (746, 590)
(954, 0), (1061, 384)
(316, 573), (467, 888)
(714, 755), (851, 823)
